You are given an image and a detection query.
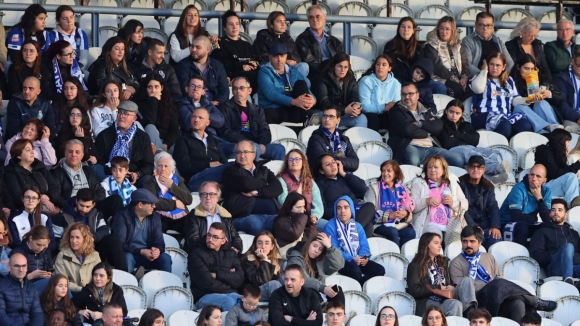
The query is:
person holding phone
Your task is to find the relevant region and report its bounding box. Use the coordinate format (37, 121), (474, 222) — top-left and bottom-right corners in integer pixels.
(90, 81), (121, 137)
(10, 225), (53, 293)
(4, 117), (56, 167)
(323, 196), (385, 285)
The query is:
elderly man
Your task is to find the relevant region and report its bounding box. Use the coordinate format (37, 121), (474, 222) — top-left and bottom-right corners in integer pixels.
(183, 181), (242, 253)
(218, 76), (285, 160)
(134, 38), (181, 99)
(144, 151), (193, 234)
(175, 75), (224, 134)
(222, 140), (283, 235)
(176, 35), (229, 105)
(6, 76), (55, 140)
(555, 51), (580, 132)
(95, 100), (154, 187)
(295, 5), (343, 76)
(257, 43), (317, 125)
(461, 12), (513, 76)
(0, 253), (43, 326)
(545, 19), (579, 76)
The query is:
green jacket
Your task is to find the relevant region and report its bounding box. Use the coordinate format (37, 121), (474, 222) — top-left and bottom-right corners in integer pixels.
(545, 38), (580, 75)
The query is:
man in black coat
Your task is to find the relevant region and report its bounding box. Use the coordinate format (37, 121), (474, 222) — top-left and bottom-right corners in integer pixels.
(221, 140), (282, 235)
(133, 38), (181, 100)
(95, 101), (154, 188)
(306, 106), (359, 174)
(387, 82), (463, 167)
(268, 264), (323, 326)
(188, 222), (245, 311)
(174, 107), (229, 191)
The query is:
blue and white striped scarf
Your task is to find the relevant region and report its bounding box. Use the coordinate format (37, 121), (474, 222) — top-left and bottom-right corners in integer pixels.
(109, 122), (137, 162)
(461, 251), (491, 283)
(335, 218), (360, 257)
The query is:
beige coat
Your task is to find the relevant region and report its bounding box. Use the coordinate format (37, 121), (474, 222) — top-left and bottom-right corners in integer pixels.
(449, 251), (502, 292)
(54, 247), (101, 292)
(0, 24), (6, 65)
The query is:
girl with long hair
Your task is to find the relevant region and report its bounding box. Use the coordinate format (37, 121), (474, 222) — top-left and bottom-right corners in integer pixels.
(75, 262), (128, 324)
(43, 40), (88, 101)
(253, 11), (301, 64)
(6, 4), (48, 63)
(240, 231), (283, 301)
(54, 222), (101, 292)
(47, 5), (90, 67)
(273, 192), (316, 251)
(365, 160), (416, 248)
(168, 5), (216, 65)
(117, 19), (146, 68)
(470, 52), (536, 139)
(358, 55), (402, 131)
(408, 233), (462, 317)
(383, 17), (422, 84)
(10, 225), (53, 283)
(55, 106), (96, 163)
(375, 305), (400, 326)
(439, 99), (510, 183)
(196, 305), (222, 326)
(88, 36), (139, 99)
(6, 40), (42, 98)
(136, 73), (182, 150)
(137, 308), (164, 326)
(422, 305), (449, 326)
(90, 81), (121, 136)
(52, 77), (90, 133)
(312, 52), (366, 127)
(410, 155), (467, 238)
(4, 118), (56, 166)
(276, 149), (324, 229)
(40, 274), (82, 326)
(422, 16), (470, 100)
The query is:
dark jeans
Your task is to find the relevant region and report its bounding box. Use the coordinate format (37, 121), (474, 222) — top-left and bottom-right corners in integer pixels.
(365, 112), (389, 132)
(95, 234), (129, 272)
(482, 228), (502, 250)
(263, 80), (314, 125)
(471, 111), (533, 140)
(497, 294), (537, 321)
(125, 251), (172, 273)
(374, 225), (416, 248)
(502, 222), (542, 248)
(97, 195), (125, 222)
(547, 243), (580, 279)
(187, 162), (232, 192)
(339, 259), (385, 285)
(356, 202), (377, 239)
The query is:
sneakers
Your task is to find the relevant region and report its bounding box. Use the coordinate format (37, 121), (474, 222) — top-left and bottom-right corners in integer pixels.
(304, 113), (320, 127)
(571, 196), (580, 209)
(489, 172), (509, 184)
(565, 277), (575, 285)
(549, 124), (564, 132)
(534, 298), (557, 312)
(134, 266), (146, 282)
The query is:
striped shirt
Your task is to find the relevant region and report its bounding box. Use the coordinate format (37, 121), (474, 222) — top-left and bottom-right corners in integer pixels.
(472, 77), (520, 115)
(47, 28), (89, 57)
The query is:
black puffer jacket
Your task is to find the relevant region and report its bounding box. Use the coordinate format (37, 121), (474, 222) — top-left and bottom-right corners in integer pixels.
(439, 119), (480, 150)
(254, 29), (301, 64)
(218, 99), (272, 145)
(88, 57), (139, 96)
(383, 38), (423, 83)
(295, 28), (343, 74)
(10, 241), (53, 280)
(73, 283), (127, 324)
(173, 132), (227, 181)
(306, 127), (359, 173)
(51, 160), (106, 208)
(0, 274), (43, 326)
(458, 174), (500, 230)
(311, 67), (359, 115)
(3, 158), (60, 210)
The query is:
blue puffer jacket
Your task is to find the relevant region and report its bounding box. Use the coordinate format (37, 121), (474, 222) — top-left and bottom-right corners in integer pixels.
(323, 196), (371, 262)
(10, 241), (53, 281)
(112, 207), (166, 255)
(0, 274), (43, 326)
(257, 62), (312, 109)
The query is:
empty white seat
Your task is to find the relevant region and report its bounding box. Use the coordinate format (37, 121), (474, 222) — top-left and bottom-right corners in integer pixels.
(363, 276), (405, 313)
(113, 269), (138, 286)
(253, 0), (290, 12)
(269, 124), (297, 141)
(168, 310), (200, 326)
(372, 252), (408, 284)
(170, 0), (207, 9)
(273, 138), (306, 154)
(538, 10), (573, 23)
(264, 160), (284, 175)
(398, 315), (423, 326)
(337, 1), (372, 16)
(331, 23), (369, 42)
(163, 17), (180, 35)
(541, 318), (563, 326)
(289, 21), (310, 40)
(376, 291), (416, 316)
(400, 165), (422, 185)
(356, 142), (393, 166)
(163, 233), (180, 249)
(127, 309), (147, 321)
(552, 295), (580, 326)
(538, 281), (579, 301)
(371, 25), (398, 50)
(166, 247), (189, 286)
(376, 3), (413, 18)
(87, 47), (102, 68)
(447, 316), (471, 326)
(326, 274), (362, 292)
(448, 166), (467, 179)
(348, 314), (376, 326)
(509, 132), (548, 170)
(568, 206), (580, 231)
(350, 36), (378, 63)
(343, 127), (382, 148)
(353, 163), (381, 181)
(143, 28), (169, 44)
(211, 0), (248, 11)
(499, 8), (533, 22)
(490, 317), (520, 326)
(401, 238), (419, 263)
(367, 237), (400, 258)
(138, 271), (183, 307)
(502, 256), (540, 289)
(298, 125), (318, 146)
(488, 241), (529, 268)
(152, 286), (195, 317)
(98, 27), (120, 47)
(494, 182), (515, 208)
(293, 0), (330, 14)
(477, 130), (509, 147)
(344, 290), (372, 315)
(240, 233), (255, 254)
(130, 0), (164, 7)
(121, 285), (147, 310)
(433, 94), (454, 117)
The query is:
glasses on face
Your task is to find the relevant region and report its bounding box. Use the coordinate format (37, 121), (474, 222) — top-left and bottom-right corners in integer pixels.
(23, 49), (37, 54)
(401, 91), (418, 97)
(242, 299), (258, 308)
(287, 157), (302, 163)
(469, 164), (484, 170)
(322, 114), (336, 120)
(200, 192), (218, 198)
(380, 314), (396, 320)
(23, 195), (39, 202)
(69, 113), (82, 118)
(477, 23), (494, 29)
(232, 86), (249, 92)
(12, 264), (27, 269)
(206, 233), (224, 240)
(61, 52), (75, 58)
(235, 150), (255, 155)
(189, 84), (203, 89)
(118, 110), (135, 117)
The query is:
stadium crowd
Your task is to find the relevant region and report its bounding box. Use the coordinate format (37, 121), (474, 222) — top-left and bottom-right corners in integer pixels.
(0, 2), (577, 326)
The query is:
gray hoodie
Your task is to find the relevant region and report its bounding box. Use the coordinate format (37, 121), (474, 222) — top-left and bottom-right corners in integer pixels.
(225, 299), (267, 326)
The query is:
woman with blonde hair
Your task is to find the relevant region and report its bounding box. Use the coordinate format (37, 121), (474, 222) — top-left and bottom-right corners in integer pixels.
(241, 230), (283, 301)
(505, 16), (551, 83)
(421, 16), (470, 100)
(410, 155), (467, 238)
(54, 222), (101, 292)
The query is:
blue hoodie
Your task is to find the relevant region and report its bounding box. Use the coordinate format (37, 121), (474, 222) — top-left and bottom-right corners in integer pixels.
(358, 72), (402, 114)
(257, 61), (313, 109)
(323, 195), (371, 262)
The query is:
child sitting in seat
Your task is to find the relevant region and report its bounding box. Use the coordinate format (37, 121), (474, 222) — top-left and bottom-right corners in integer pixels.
(100, 156), (136, 207)
(225, 284), (269, 326)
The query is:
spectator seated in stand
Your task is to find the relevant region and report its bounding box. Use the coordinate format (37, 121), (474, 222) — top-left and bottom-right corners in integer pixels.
(254, 11), (301, 65)
(4, 118), (55, 167)
(100, 156), (136, 209)
(545, 19), (579, 76)
(9, 225), (53, 291)
(240, 231), (283, 301)
(133, 38), (181, 99)
(175, 76), (224, 135)
(225, 284), (269, 326)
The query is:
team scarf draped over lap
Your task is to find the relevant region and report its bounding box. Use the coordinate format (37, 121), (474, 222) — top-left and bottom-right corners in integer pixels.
(428, 257), (447, 302)
(461, 251), (492, 283)
(375, 181), (404, 224)
(335, 217), (360, 258)
(156, 174), (186, 220)
(322, 126), (346, 156)
(109, 123), (137, 162)
(52, 57), (87, 94)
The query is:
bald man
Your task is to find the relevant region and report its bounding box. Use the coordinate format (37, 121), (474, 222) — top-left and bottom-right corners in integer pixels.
(176, 35), (229, 105)
(0, 253), (43, 325)
(6, 76), (55, 140)
(499, 164), (552, 247)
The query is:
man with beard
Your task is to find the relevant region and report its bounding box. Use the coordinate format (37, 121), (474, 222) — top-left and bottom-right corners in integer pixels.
(450, 225), (556, 320)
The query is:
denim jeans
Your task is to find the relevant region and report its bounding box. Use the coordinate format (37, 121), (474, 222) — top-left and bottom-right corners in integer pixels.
(374, 225), (416, 248)
(339, 259), (385, 285)
(449, 145), (504, 174)
(260, 280), (282, 301)
(514, 102), (559, 134)
(233, 214), (277, 235)
(404, 145), (464, 167)
(546, 172), (579, 206)
(471, 112), (533, 139)
(215, 136), (285, 160)
(317, 219), (329, 232)
(429, 80), (448, 95)
(197, 292), (242, 311)
(482, 228), (502, 250)
(188, 162), (233, 192)
(144, 124), (164, 150)
(340, 113), (368, 128)
(125, 252), (172, 273)
(547, 243), (580, 279)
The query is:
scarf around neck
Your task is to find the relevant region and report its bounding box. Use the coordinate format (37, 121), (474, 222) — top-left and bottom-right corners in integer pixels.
(281, 172), (312, 212)
(461, 251), (491, 283)
(376, 181), (404, 224)
(156, 173), (186, 219)
(109, 122), (137, 162)
(321, 126), (346, 156)
(335, 217), (360, 258)
(108, 176), (133, 206)
(428, 180), (451, 230)
(428, 257), (447, 302)
(52, 57), (87, 94)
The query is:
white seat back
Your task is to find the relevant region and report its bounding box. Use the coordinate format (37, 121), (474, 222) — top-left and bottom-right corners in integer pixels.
(398, 315), (422, 326)
(350, 36), (378, 63)
(490, 317), (520, 326)
(538, 281), (580, 301)
(401, 239), (419, 263)
(299, 125), (318, 146)
(433, 94), (454, 117)
(289, 21), (310, 39)
(113, 269), (138, 286)
(376, 291), (416, 315)
(367, 237), (400, 258)
(502, 256), (540, 289)
(349, 56), (373, 73)
(166, 247), (189, 286)
(138, 271), (183, 307)
(552, 296), (580, 326)
(376, 3), (413, 18)
(240, 234), (255, 254)
(488, 241), (529, 268)
(448, 166), (467, 179)
(353, 163), (381, 181)
(98, 27), (120, 47)
(541, 318), (564, 326)
(477, 130), (509, 147)
(509, 132), (548, 169)
(170, 0), (207, 9)
(293, 0), (330, 14)
(372, 253), (408, 284)
(122, 16), (161, 29)
(121, 285), (147, 311)
(356, 142), (393, 166)
(127, 309), (147, 321)
(211, 0), (248, 11)
(144, 28), (168, 43)
(264, 160), (284, 175)
(163, 233), (180, 249)
(269, 124), (297, 142)
(253, 0), (290, 12)
(363, 276), (405, 312)
(568, 206), (580, 231)
(445, 241), (487, 261)
(446, 316), (471, 326)
(152, 286), (195, 317)
(499, 8), (533, 22)
(343, 127), (382, 149)
(326, 274), (362, 292)
(337, 1), (373, 16)
(347, 314), (376, 326)
(344, 290), (372, 315)
(273, 138), (307, 154)
(494, 182), (515, 208)
(168, 310), (200, 326)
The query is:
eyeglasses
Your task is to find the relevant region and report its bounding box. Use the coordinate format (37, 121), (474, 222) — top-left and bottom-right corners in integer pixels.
(11, 264), (27, 269)
(242, 299), (258, 308)
(23, 195), (39, 201)
(118, 110), (136, 117)
(61, 52), (75, 58)
(189, 84), (204, 89)
(380, 314), (396, 320)
(200, 192), (218, 198)
(322, 114), (336, 120)
(69, 113), (83, 118)
(206, 233), (224, 240)
(401, 91), (418, 97)
(287, 157), (302, 163)
(477, 23), (494, 29)
(232, 86), (249, 92)
(235, 150), (255, 155)
(469, 164), (485, 170)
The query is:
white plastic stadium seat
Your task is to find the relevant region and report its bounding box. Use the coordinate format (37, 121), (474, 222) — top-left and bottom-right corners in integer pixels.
(572, 320), (580, 326)
(331, 23), (369, 42)
(299, 125), (318, 146)
(113, 269), (138, 286)
(398, 315), (423, 326)
(143, 28), (169, 44)
(400, 165), (422, 186)
(457, 6), (486, 37)
(273, 139), (306, 154)
(376, 291), (416, 316)
(152, 286), (195, 317)
(289, 21), (310, 40)
(502, 256), (540, 288)
(363, 276), (406, 313)
(371, 252), (409, 283)
(371, 24), (398, 50)
(269, 124), (297, 141)
(253, 0), (290, 13)
(509, 132), (548, 170)
(507, 279), (536, 295)
(347, 314), (376, 326)
(367, 237), (400, 258)
(293, 0), (331, 15)
(348, 55), (372, 72)
(568, 206), (580, 231)
(166, 247), (189, 286)
(477, 130), (509, 147)
(240, 234), (255, 254)
(351, 36), (378, 63)
(121, 285), (147, 311)
(326, 274), (362, 292)
(538, 281), (580, 301)
(344, 290), (372, 315)
(99, 27), (120, 47)
(130, 0), (164, 7)
(1, 0), (33, 28)
(163, 233), (180, 248)
(163, 17), (180, 35)
(337, 1), (372, 16)
(490, 317), (520, 326)
(401, 239), (419, 263)
(168, 310), (200, 326)
(416, 5), (454, 41)
(79, 14), (119, 38)
(541, 318), (563, 326)
(552, 296), (580, 326)
(127, 309), (147, 321)
(212, 0), (249, 10)
(446, 316), (471, 326)
(87, 47), (102, 69)
(433, 94), (454, 117)
(488, 241), (529, 269)
(264, 160), (284, 175)
(356, 142), (393, 166)
(186, 193), (200, 212)
(138, 271), (183, 307)
(499, 8), (533, 22)
(353, 163), (381, 181)
(170, 0), (207, 9)
(343, 127), (382, 149)
(448, 166), (467, 179)
(376, 3), (413, 18)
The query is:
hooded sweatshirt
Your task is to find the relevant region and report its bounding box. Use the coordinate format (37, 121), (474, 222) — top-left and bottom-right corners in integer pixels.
(530, 221), (580, 267)
(224, 298), (267, 326)
(358, 72), (402, 114)
(407, 58), (436, 114)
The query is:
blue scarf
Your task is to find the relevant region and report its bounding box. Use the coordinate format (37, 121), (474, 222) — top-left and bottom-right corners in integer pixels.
(108, 176), (133, 206)
(335, 217), (360, 258)
(428, 258), (447, 302)
(109, 123), (137, 162)
(321, 126), (346, 156)
(156, 174), (187, 220)
(375, 181), (406, 224)
(52, 57), (87, 93)
(485, 111), (524, 130)
(461, 251), (491, 283)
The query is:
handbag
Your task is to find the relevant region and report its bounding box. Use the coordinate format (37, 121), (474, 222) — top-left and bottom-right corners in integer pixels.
(426, 284), (454, 299)
(445, 202), (467, 247)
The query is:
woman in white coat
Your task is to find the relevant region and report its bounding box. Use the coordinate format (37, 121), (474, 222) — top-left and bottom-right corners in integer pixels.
(410, 154), (468, 239)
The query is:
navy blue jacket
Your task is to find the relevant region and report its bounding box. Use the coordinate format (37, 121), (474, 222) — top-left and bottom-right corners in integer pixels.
(218, 99), (271, 145)
(175, 95), (224, 135)
(458, 174), (500, 230)
(10, 242), (53, 281)
(554, 70), (580, 123)
(0, 274), (43, 326)
(315, 173), (367, 221)
(306, 127), (359, 174)
(112, 207), (166, 256)
(6, 94), (56, 141)
(175, 56), (229, 104)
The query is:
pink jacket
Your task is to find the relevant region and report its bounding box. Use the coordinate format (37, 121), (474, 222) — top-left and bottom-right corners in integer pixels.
(4, 133), (57, 166)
